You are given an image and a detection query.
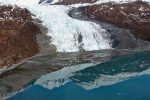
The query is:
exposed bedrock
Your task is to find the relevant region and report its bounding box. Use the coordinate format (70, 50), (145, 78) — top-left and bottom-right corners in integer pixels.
(70, 1), (150, 43)
(39, 0), (97, 5)
(56, 0), (97, 5)
(0, 5), (41, 68)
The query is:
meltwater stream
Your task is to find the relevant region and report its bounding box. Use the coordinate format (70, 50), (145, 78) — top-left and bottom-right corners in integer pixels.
(8, 51), (150, 100)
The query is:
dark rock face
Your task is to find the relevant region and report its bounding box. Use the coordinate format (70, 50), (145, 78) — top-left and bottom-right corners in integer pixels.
(54, 0), (97, 5)
(0, 6), (40, 68)
(78, 1), (150, 41)
(39, 0), (98, 5)
(69, 5), (149, 50)
(39, 0), (97, 5)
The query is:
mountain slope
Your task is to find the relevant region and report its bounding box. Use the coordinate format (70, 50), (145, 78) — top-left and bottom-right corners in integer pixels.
(1, 0), (149, 52)
(0, 5), (40, 68)
(77, 1), (150, 41)
(1, 0), (112, 52)
(0, 0), (149, 68)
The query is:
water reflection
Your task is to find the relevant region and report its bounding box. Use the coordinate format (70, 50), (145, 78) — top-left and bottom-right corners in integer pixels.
(35, 52), (150, 90)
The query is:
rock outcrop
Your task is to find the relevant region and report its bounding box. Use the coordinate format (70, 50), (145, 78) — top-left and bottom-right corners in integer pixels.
(78, 1), (150, 41)
(39, 0), (97, 5)
(0, 5), (40, 68)
(56, 0), (97, 5)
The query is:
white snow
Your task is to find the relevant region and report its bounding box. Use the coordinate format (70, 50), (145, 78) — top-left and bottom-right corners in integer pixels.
(0, 0), (112, 52)
(95, 0), (150, 4)
(0, 0), (40, 5)
(139, 6), (145, 11)
(95, 0), (135, 4)
(0, 0), (150, 52)
(70, 0), (150, 7)
(39, 0), (63, 4)
(50, 0), (63, 4)
(27, 5), (112, 52)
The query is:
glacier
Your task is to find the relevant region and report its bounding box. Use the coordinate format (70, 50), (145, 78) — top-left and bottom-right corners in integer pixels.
(0, 0), (149, 52)
(0, 0), (112, 52)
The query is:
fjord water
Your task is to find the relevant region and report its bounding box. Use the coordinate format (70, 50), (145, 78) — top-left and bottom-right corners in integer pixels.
(9, 51), (150, 100)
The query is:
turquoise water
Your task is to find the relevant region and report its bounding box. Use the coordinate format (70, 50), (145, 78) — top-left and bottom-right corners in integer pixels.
(8, 51), (150, 100)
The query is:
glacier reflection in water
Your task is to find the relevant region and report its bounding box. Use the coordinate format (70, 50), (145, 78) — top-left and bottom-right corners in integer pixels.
(35, 51), (150, 90)
(8, 51), (150, 100)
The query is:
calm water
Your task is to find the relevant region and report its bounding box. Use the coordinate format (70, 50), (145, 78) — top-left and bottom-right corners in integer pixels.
(9, 51), (150, 100)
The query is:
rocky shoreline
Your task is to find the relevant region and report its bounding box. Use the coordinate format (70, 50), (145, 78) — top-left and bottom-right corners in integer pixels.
(0, 5), (57, 72)
(0, 0), (149, 75)
(0, 0), (150, 99)
(0, 49), (141, 99)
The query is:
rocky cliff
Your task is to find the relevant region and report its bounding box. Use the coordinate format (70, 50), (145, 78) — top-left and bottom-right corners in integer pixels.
(78, 1), (150, 41)
(0, 5), (40, 68)
(56, 0), (97, 5)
